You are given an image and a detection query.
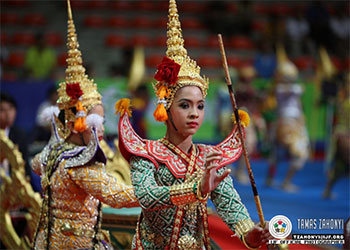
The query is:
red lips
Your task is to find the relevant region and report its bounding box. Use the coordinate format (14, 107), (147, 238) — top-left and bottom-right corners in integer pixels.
(187, 121), (199, 128)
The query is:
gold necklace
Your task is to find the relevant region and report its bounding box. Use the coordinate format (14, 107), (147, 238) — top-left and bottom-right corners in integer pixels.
(160, 138), (196, 180)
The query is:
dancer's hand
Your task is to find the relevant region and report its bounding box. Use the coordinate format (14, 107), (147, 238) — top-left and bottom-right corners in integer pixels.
(245, 222), (273, 248)
(200, 152), (231, 195)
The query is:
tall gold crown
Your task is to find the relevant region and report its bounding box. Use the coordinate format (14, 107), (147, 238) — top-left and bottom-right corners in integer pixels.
(55, 0), (102, 138)
(153, 0), (209, 114)
(57, 0), (101, 112)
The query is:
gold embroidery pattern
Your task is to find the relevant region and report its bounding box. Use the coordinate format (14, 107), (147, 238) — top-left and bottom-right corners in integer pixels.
(170, 181), (197, 206)
(33, 143), (138, 249)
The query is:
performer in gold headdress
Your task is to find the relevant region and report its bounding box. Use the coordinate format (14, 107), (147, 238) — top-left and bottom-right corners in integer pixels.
(265, 44), (310, 192)
(115, 0), (271, 249)
(319, 48), (349, 199)
(322, 73), (350, 198)
(31, 1), (139, 249)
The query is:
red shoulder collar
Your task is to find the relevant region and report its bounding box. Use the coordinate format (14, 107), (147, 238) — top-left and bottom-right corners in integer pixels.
(118, 112), (243, 178)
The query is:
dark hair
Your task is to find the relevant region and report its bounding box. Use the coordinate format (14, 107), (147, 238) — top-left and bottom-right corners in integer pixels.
(0, 92), (17, 109)
(58, 107), (76, 125)
(58, 110), (65, 124)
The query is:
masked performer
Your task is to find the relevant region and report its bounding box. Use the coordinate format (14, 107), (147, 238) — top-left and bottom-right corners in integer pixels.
(31, 2), (139, 249)
(265, 45), (310, 192)
(115, 0), (270, 249)
(323, 73), (350, 198)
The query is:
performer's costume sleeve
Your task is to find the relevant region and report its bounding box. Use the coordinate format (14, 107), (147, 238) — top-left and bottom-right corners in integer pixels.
(129, 156), (173, 210)
(32, 153), (42, 176)
(211, 167), (253, 236)
(129, 155), (199, 209)
(68, 162), (139, 208)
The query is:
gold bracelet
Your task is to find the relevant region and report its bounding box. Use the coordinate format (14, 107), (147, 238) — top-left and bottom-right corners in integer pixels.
(235, 219), (255, 239)
(170, 182), (197, 206)
(196, 180), (209, 201)
(242, 232), (260, 250)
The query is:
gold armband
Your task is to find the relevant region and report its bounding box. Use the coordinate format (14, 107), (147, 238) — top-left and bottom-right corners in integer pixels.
(235, 219), (255, 239)
(170, 182), (197, 206)
(196, 180), (209, 202)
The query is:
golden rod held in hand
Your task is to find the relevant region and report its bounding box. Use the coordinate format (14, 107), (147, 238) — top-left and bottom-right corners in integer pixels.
(217, 34), (265, 227)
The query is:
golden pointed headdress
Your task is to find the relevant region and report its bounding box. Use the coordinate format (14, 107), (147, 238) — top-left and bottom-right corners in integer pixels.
(318, 46), (337, 79)
(276, 43), (298, 82)
(152, 0), (209, 121)
(128, 46), (145, 93)
(56, 0), (102, 138)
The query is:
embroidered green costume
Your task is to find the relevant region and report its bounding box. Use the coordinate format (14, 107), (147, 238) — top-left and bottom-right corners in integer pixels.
(118, 112), (254, 250)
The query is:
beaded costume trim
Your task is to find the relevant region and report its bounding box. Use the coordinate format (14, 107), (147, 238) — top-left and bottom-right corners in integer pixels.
(39, 128), (106, 170)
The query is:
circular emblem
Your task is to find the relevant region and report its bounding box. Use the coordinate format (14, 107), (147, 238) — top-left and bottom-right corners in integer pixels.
(269, 215), (292, 239)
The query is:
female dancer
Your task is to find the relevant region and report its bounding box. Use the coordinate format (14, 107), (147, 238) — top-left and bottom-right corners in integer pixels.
(116, 0), (270, 249)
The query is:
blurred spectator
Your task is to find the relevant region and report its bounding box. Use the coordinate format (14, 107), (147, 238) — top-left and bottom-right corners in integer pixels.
(203, 1), (231, 36)
(264, 13), (286, 47)
(306, 1), (333, 53)
(329, 6), (350, 58)
(231, 0), (253, 36)
(285, 8), (312, 57)
(108, 46), (133, 79)
(24, 32), (57, 80)
(0, 46), (9, 80)
(0, 93), (29, 181)
(253, 39), (277, 79)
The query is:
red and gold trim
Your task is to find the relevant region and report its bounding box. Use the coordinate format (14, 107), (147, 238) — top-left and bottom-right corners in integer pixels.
(133, 215), (144, 250)
(168, 207), (185, 250)
(200, 202), (211, 250)
(118, 111), (244, 177)
(170, 182), (197, 206)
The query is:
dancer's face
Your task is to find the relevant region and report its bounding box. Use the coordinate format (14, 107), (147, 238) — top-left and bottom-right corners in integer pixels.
(167, 86), (205, 137)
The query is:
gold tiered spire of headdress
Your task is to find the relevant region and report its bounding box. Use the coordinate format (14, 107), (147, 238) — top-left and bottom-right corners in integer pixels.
(166, 0), (208, 89)
(57, 0), (101, 112)
(166, 0), (187, 62)
(56, 0), (102, 137)
(152, 0), (209, 121)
